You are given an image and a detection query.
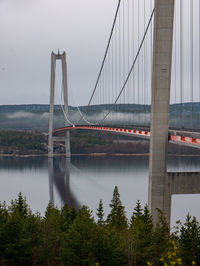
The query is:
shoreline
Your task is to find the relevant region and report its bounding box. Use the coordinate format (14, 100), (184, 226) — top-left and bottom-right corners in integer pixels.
(0, 153), (200, 158)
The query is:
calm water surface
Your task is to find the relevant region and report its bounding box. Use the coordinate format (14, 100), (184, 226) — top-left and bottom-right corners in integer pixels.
(0, 155), (200, 227)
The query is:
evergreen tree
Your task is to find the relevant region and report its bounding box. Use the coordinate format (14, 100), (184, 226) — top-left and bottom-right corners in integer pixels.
(3, 193), (41, 265)
(60, 206), (97, 266)
(94, 226), (127, 266)
(143, 204), (153, 224)
(131, 200), (143, 225)
(9, 192), (30, 217)
(107, 186), (128, 230)
(179, 214), (200, 265)
(40, 203), (62, 265)
(0, 202), (8, 262)
(70, 206), (78, 223)
(151, 209), (170, 264)
(129, 202), (154, 265)
(96, 199), (105, 226)
(60, 203), (71, 232)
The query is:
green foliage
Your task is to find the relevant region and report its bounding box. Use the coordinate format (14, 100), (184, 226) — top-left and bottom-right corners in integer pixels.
(107, 186), (128, 230)
(0, 130), (46, 155)
(131, 200), (143, 221)
(150, 209), (170, 265)
(158, 240), (183, 266)
(39, 203), (63, 265)
(59, 206), (97, 266)
(1, 193), (42, 265)
(178, 214), (200, 265)
(128, 202), (154, 265)
(96, 199), (105, 226)
(0, 190), (199, 265)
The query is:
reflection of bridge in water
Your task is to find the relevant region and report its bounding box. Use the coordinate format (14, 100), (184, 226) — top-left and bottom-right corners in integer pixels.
(48, 157), (80, 209)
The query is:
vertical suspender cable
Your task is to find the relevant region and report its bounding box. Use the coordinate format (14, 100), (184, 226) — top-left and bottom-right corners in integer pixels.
(106, 55), (108, 106)
(88, 0), (121, 106)
(111, 36), (114, 124)
(98, 8), (155, 125)
(199, 0), (200, 129)
(102, 65), (104, 109)
(115, 23), (117, 124)
(144, 0), (146, 126)
(138, 0), (140, 121)
(118, 8), (121, 125)
(142, 0), (144, 125)
(127, 0), (130, 124)
(190, 0), (194, 129)
(132, 0), (135, 117)
(108, 52), (109, 106)
(77, 4), (155, 126)
(142, 0), (144, 124)
(174, 4), (177, 128)
(123, 0), (125, 124)
(180, 0), (183, 128)
(150, 0), (153, 127)
(105, 47), (108, 106)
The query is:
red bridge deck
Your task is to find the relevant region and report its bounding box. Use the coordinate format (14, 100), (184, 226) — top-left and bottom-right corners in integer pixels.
(53, 126), (200, 149)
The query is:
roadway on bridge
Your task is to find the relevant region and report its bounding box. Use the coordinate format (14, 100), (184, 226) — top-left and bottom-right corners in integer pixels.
(53, 126), (200, 149)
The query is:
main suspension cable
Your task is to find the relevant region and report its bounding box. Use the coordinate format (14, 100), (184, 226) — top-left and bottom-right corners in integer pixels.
(98, 8), (155, 124)
(68, 4), (155, 127)
(88, 0), (122, 106)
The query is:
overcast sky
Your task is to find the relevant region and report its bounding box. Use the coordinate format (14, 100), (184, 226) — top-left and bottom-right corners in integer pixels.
(1, 0), (200, 107)
(0, 0), (117, 105)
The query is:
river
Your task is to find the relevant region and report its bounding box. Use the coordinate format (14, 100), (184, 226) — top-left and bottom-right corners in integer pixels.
(0, 155), (200, 227)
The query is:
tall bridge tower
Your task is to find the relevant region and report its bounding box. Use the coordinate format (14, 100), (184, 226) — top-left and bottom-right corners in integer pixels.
(48, 51), (70, 158)
(149, 0), (175, 224)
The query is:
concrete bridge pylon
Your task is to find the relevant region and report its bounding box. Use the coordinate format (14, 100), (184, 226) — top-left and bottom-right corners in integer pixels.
(148, 0), (175, 225)
(48, 51), (70, 158)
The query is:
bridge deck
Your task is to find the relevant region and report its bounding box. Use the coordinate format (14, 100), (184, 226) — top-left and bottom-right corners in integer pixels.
(53, 126), (200, 149)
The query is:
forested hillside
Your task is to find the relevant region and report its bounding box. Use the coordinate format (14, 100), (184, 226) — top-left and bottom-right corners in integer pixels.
(0, 103), (200, 131)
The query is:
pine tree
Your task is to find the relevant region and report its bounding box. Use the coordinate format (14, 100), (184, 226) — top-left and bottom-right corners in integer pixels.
(9, 192), (30, 217)
(60, 203), (71, 232)
(41, 203), (62, 265)
(3, 194), (41, 265)
(107, 186), (127, 230)
(70, 206), (77, 223)
(96, 199), (104, 226)
(152, 209), (170, 264)
(60, 205), (97, 266)
(131, 200), (142, 224)
(143, 204), (153, 225)
(179, 214), (200, 265)
(129, 202), (155, 265)
(0, 202), (8, 261)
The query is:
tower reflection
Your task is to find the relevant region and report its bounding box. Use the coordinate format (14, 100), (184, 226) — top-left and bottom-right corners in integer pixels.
(48, 157), (80, 209)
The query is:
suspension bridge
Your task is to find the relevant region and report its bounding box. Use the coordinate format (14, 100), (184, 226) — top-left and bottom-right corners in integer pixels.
(48, 0), (200, 226)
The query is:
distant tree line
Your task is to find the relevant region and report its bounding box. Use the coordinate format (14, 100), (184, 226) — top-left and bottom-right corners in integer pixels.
(0, 187), (199, 265)
(0, 130), (199, 156)
(0, 131), (46, 155)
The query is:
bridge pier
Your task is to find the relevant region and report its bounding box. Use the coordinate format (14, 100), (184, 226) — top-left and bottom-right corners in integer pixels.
(148, 0), (175, 225)
(164, 172), (200, 225)
(48, 51), (70, 158)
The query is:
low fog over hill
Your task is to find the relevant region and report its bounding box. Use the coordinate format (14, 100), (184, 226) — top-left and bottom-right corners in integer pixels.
(0, 103), (199, 131)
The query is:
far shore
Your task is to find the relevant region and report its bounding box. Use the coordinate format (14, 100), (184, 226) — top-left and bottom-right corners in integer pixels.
(0, 153), (200, 158)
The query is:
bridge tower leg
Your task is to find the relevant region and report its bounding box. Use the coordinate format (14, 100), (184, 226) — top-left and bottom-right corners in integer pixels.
(148, 0), (175, 225)
(48, 51), (70, 158)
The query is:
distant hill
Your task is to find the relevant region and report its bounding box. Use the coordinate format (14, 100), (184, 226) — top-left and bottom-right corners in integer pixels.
(0, 103), (199, 131)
